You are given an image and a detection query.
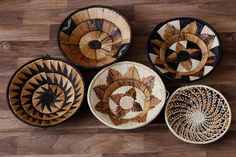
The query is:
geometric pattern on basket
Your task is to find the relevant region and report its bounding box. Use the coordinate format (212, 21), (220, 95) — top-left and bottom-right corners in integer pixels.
(166, 86), (231, 143)
(148, 18), (220, 82)
(7, 58), (84, 127)
(93, 66), (161, 126)
(59, 6), (131, 68)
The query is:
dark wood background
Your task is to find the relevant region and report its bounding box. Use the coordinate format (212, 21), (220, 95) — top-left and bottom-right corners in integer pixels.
(0, 0), (235, 156)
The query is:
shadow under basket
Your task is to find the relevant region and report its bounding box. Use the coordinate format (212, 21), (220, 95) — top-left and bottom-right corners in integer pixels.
(147, 17), (221, 82)
(58, 6), (131, 69)
(87, 61), (166, 130)
(7, 57), (85, 127)
(165, 85), (231, 144)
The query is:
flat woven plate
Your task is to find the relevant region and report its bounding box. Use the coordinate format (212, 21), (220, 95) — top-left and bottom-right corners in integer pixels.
(58, 6), (131, 69)
(7, 57), (85, 127)
(165, 85), (231, 144)
(87, 61), (166, 129)
(147, 17), (221, 82)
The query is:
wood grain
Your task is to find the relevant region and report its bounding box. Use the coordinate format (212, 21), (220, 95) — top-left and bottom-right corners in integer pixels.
(0, 25), (50, 41)
(0, 41), (60, 57)
(0, 0), (235, 156)
(0, 0), (67, 11)
(0, 11), (23, 25)
(23, 9), (74, 25)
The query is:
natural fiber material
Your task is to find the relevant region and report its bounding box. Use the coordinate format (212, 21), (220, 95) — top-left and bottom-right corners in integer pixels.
(165, 85), (231, 144)
(87, 61), (166, 129)
(7, 57), (84, 127)
(148, 17), (221, 82)
(58, 6), (131, 68)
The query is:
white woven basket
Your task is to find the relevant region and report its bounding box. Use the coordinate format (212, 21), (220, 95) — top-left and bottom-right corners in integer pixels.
(165, 85), (232, 144)
(88, 61), (166, 129)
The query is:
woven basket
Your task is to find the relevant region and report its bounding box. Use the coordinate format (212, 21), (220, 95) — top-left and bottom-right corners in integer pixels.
(87, 61), (166, 129)
(165, 85), (231, 144)
(147, 17), (221, 82)
(58, 6), (131, 69)
(7, 56), (85, 127)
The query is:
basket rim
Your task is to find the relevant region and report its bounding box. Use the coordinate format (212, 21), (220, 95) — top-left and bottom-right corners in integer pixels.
(164, 84), (232, 144)
(146, 17), (222, 83)
(87, 61), (167, 130)
(6, 55), (86, 128)
(57, 5), (132, 70)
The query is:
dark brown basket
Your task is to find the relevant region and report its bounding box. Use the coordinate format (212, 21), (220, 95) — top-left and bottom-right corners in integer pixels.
(7, 56), (85, 127)
(58, 6), (131, 69)
(147, 17), (221, 82)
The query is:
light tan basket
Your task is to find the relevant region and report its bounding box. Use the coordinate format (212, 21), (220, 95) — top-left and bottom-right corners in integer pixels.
(88, 61), (166, 129)
(165, 85), (231, 144)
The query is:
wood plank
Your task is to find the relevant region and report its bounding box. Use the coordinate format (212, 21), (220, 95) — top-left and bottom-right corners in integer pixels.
(143, 130), (236, 152)
(23, 9), (75, 25)
(16, 56), (63, 67)
(103, 151), (207, 157)
(220, 32), (236, 54)
(0, 11), (23, 25)
(0, 41), (61, 57)
(0, 110), (31, 131)
(16, 133), (144, 155)
(0, 25), (50, 41)
(3, 154), (102, 157)
(207, 151), (236, 157)
(68, 0), (156, 7)
(0, 0), (67, 11)
(0, 93), (9, 110)
(0, 75), (11, 94)
(68, 0), (227, 7)
(0, 136), (17, 155)
(134, 3), (236, 32)
(23, 6), (134, 25)
(50, 25), (60, 41)
(0, 58), (17, 76)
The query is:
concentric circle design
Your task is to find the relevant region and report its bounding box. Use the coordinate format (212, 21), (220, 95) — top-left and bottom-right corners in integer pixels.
(165, 85), (231, 144)
(7, 57), (85, 127)
(32, 84), (65, 114)
(58, 6), (131, 68)
(87, 61), (166, 129)
(147, 17), (221, 82)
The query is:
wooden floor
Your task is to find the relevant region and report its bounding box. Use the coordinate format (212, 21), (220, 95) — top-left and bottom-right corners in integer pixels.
(0, 0), (236, 156)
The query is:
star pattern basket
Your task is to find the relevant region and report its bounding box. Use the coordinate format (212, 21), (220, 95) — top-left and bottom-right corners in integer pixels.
(87, 61), (166, 129)
(165, 85), (231, 144)
(7, 56), (85, 127)
(58, 6), (131, 68)
(147, 17), (221, 82)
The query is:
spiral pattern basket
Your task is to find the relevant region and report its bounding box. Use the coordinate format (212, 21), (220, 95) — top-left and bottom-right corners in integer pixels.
(58, 6), (131, 68)
(7, 57), (85, 127)
(147, 17), (221, 82)
(87, 61), (166, 129)
(165, 85), (231, 144)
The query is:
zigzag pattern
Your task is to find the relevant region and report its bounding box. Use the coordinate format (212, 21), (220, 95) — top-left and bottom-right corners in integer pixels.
(8, 58), (84, 127)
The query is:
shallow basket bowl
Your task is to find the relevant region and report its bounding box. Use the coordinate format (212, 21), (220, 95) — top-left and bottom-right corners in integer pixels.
(7, 56), (85, 127)
(165, 85), (231, 144)
(147, 17), (221, 82)
(58, 6), (132, 69)
(87, 61), (166, 130)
